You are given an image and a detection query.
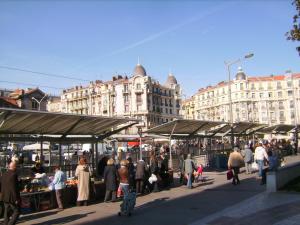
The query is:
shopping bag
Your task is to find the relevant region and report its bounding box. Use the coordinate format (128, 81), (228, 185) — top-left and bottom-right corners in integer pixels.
(117, 185), (123, 198)
(251, 162), (258, 171)
(227, 170), (233, 180)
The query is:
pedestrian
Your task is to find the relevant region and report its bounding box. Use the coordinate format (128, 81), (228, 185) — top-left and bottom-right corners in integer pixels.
(103, 158), (118, 202)
(118, 160), (129, 198)
(242, 145), (253, 174)
(196, 164), (204, 182)
(254, 142), (269, 178)
(227, 147), (244, 185)
(184, 154), (196, 189)
(52, 166), (66, 210)
(1, 162), (20, 225)
(149, 153), (159, 192)
(126, 157), (135, 190)
(75, 157), (91, 206)
(261, 150), (278, 185)
(135, 159), (146, 194)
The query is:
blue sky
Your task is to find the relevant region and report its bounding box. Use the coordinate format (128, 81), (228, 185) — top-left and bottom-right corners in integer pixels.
(0, 0), (299, 97)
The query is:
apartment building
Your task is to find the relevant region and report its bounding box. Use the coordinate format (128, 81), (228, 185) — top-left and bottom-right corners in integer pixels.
(183, 68), (300, 126)
(59, 64), (182, 130)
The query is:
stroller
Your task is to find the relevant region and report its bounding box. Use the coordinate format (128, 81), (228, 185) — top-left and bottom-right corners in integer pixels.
(118, 190), (136, 216)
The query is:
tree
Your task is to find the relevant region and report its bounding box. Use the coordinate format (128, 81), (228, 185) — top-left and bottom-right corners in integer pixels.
(286, 0), (300, 55)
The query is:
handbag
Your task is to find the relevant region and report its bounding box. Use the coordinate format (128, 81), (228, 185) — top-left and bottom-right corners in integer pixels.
(227, 170), (233, 180)
(117, 185), (123, 198)
(251, 162), (258, 171)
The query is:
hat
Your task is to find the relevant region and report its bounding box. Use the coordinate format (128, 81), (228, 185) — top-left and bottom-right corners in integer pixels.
(234, 147), (239, 151)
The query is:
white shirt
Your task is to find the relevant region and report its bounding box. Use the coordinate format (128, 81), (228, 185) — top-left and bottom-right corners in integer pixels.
(254, 146), (268, 161)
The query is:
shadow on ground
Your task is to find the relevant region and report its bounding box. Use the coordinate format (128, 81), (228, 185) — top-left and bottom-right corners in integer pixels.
(18, 210), (58, 223)
(78, 176), (265, 225)
(32, 211), (96, 225)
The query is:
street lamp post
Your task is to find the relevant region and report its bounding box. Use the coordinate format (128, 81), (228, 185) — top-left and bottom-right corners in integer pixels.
(32, 94), (47, 111)
(225, 53), (254, 149)
(137, 127), (143, 161)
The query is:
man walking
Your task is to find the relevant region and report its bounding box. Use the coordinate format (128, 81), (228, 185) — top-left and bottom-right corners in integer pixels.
(52, 166), (66, 210)
(254, 142), (269, 178)
(1, 162), (20, 225)
(184, 154), (196, 189)
(242, 145), (253, 174)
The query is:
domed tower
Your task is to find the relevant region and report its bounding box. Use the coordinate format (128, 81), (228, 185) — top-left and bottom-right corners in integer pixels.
(235, 67), (246, 80)
(133, 64), (147, 76)
(165, 73), (178, 88)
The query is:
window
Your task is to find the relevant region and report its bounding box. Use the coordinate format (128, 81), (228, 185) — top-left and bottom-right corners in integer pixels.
(136, 83), (141, 90)
(277, 82), (282, 89)
(136, 94), (142, 103)
(124, 94), (129, 103)
(259, 93), (263, 98)
(278, 91), (282, 97)
(290, 100), (294, 108)
(170, 109), (173, 114)
(287, 81), (292, 88)
(251, 83), (255, 90)
(32, 101), (38, 110)
(125, 105), (129, 112)
(288, 90), (293, 96)
(279, 101), (284, 109)
(268, 92), (272, 98)
(252, 93), (255, 98)
(240, 83), (244, 90)
(165, 108), (168, 114)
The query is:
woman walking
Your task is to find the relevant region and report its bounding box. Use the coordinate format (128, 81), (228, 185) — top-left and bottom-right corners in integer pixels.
(103, 158), (118, 202)
(75, 157), (91, 206)
(227, 147), (244, 185)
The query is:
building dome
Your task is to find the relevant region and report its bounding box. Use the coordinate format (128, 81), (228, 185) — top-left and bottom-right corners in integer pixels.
(165, 73), (178, 87)
(236, 67), (246, 80)
(133, 64), (147, 76)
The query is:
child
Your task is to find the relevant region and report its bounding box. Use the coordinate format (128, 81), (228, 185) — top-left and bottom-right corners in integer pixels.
(196, 164), (204, 182)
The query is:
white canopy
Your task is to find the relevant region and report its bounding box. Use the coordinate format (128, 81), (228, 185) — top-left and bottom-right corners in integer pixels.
(23, 143), (50, 151)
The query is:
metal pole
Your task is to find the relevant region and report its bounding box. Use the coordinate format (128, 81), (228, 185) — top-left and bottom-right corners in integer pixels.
(169, 122), (177, 169)
(92, 142), (95, 173)
(227, 64), (235, 149)
(291, 74), (298, 154)
(40, 139), (43, 164)
(59, 143), (62, 168)
(95, 142), (99, 176)
(67, 144), (70, 178)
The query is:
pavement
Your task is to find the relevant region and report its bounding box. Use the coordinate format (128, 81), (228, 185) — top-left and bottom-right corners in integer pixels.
(10, 155), (300, 225)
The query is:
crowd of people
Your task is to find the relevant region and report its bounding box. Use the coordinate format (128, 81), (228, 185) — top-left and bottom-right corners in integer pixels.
(227, 139), (293, 186)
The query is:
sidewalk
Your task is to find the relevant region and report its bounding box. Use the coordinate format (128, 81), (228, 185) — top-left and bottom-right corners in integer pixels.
(10, 155), (300, 225)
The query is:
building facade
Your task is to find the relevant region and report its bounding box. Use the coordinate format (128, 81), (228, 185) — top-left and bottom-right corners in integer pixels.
(60, 64), (182, 131)
(0, 88), (47, 111)
(183, 68), (300, 126)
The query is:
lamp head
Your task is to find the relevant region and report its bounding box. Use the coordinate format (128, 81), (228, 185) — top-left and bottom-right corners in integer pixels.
(244, 53), (254, 59)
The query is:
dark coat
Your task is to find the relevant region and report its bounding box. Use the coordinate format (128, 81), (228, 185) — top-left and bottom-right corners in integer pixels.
(1, 170), (20, 204)
(135, 160), (145, 180)
(103, 165), (118, 191)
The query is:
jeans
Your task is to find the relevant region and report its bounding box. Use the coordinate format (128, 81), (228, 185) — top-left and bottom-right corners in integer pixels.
(187, 173), (193, 189)
(120, 184), (129, 198)
(232, 167), (240, 185)
(245, 162), (252, 174)
(257, 160), (264, 177)
(135, 179), (144, 194)
(104, 190), (116, 202)
(55, 189), (64, 209)
(4, 202), (20, 225)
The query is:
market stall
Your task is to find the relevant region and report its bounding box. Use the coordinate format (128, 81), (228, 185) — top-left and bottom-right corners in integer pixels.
(0, 107), (139, 213)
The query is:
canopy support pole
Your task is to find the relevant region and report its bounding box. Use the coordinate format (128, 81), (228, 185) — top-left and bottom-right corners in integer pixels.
(59, 143), (62, 168)
(169, 122), (177, 170)
(40, 137), (43, 164)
